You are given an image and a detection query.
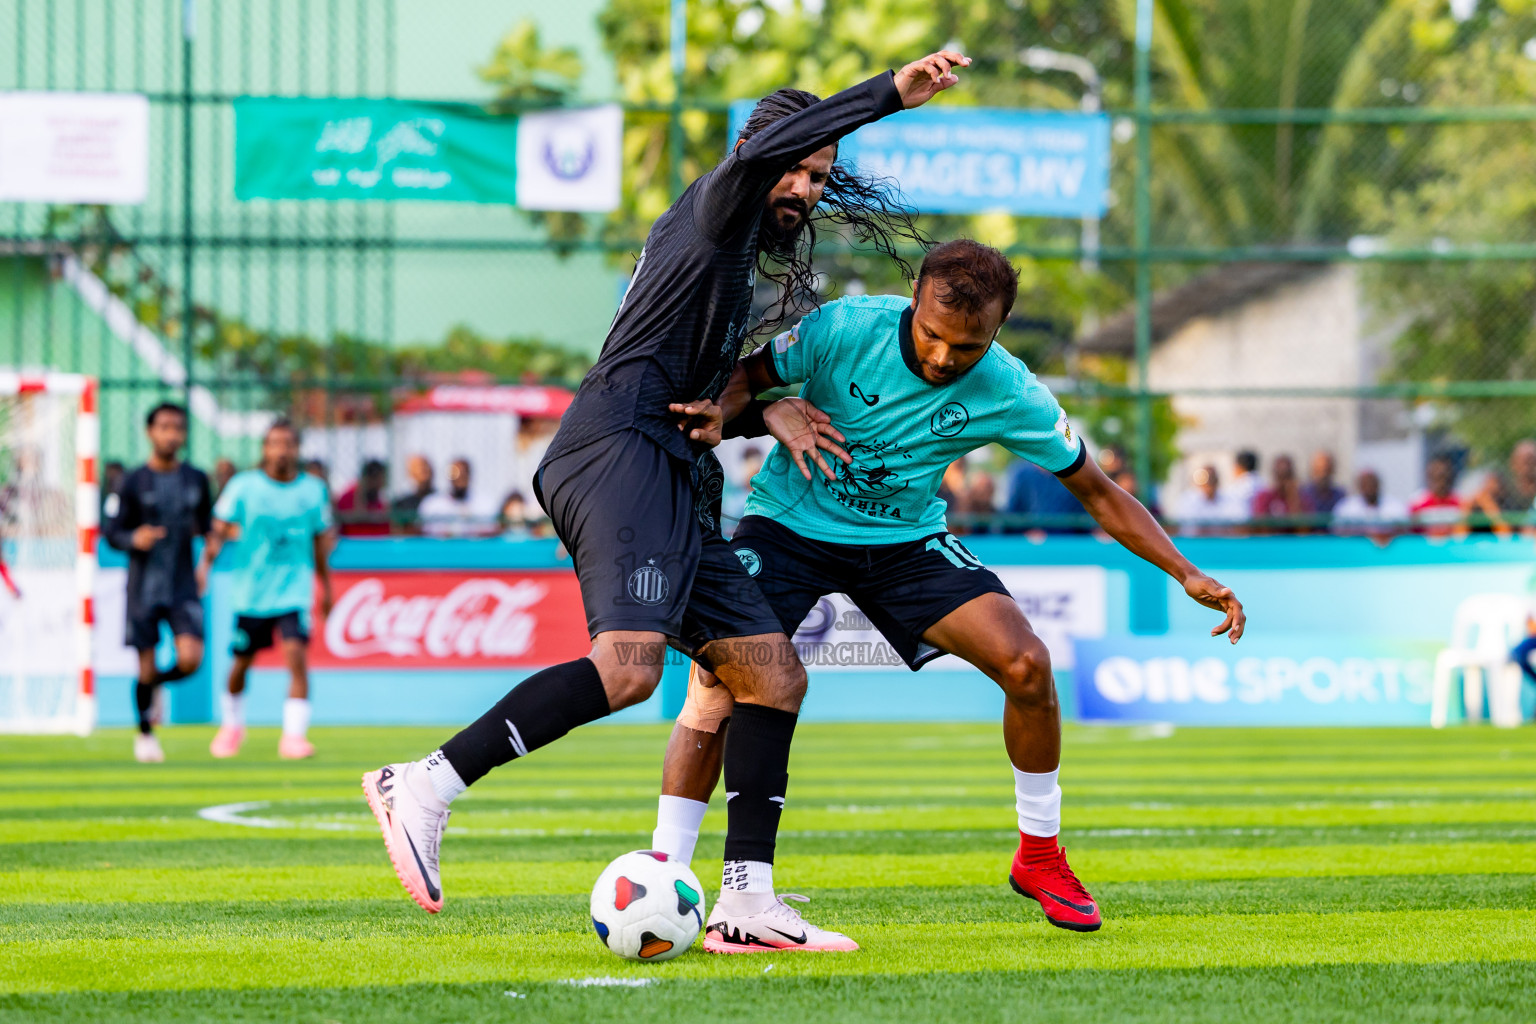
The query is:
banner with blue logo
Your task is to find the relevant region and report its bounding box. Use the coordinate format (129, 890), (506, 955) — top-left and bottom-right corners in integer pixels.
(729, 102), (1110, 217)
(1073, 635), (1443, 726)
(235, 99), (621, 210)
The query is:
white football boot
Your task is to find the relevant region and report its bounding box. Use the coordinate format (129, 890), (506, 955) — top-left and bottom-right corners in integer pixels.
(362, 762), (450, 913)
(703, 892), (859, 953)
(133, 732), (165, 763)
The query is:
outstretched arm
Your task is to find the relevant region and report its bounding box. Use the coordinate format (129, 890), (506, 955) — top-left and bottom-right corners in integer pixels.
(697, 50), (969, 237)
(1058, 456), (1246, 642)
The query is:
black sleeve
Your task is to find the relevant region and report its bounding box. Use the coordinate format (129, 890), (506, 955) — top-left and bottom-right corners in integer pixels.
(102, 472), (141, 551)
(723, 399), (773, 440)
(695, 72), (905, 243)
(194, 469), (214, 536)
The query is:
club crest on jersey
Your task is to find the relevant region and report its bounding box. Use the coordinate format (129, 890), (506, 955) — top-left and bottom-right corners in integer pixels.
(735, 548), (762, 577)
(628, 563), (670, 606)
(930, 402), (970, 437)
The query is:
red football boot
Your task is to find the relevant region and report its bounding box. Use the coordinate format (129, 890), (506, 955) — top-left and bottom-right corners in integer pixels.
(1008, 834), (1101, 932)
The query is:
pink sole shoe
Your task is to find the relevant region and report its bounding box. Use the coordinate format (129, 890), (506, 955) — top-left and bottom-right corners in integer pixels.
(278, 735), (315, 760)
(361, 768), (444, 913)
(210, 725), (245, 759)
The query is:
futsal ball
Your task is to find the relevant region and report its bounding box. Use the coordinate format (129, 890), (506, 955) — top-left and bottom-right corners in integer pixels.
(589, 850), (706, 962)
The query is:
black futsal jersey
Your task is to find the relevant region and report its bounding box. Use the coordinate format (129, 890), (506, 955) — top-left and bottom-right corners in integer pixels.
(545, 71), (904, 467)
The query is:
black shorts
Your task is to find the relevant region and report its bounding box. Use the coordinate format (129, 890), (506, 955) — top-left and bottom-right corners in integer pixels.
(126, 597), (205, 651)
(231, 611), (308, 656)
(533, 430), (783, 657)
(729, 515), (1012, 670)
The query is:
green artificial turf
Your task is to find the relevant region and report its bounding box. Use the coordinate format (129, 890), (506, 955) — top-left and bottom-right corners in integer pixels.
(2, 722), (1533, 1022)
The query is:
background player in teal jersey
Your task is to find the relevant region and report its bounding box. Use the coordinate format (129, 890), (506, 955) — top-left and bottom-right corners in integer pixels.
(652, 240), (1246, 945)
(200, 420), (335, 760)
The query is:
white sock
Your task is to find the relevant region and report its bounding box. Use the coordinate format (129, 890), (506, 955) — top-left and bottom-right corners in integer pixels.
(721, 858), (773, 893)
(420, 748), (467, 805)
(1013, 766), (1062, 838)
(221, 692), (245, 729)
(652, 796), (708, 864)
(281, 698), (311, 739)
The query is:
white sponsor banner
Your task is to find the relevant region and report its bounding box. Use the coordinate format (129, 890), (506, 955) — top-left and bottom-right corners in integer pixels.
(90, 567), (141, 677)
(0, 569), (79, 676)
(514, 104), (621, 212)
(0, 92), (149, 204)
(790, 565), (1106, 672)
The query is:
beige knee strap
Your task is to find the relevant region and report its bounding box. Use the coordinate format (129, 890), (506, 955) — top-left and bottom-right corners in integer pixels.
(676, 661), (735, 734)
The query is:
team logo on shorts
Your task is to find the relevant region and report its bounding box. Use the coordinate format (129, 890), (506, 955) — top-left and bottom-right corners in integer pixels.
(735, 548), (762, 577)
(628, 562), (670, 606)
(930, 402), (970, 437)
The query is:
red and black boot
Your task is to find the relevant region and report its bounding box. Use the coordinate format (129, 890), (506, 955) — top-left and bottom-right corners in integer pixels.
(1008, 832), (1101, 932)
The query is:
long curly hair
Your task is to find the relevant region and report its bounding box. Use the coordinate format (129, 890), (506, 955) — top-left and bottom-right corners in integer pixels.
(737, 88), (932, 340)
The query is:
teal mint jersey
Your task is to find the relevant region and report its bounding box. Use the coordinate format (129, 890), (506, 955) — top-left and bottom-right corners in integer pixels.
(744, 294), (1084, 543)
(212, 469), (334, 623)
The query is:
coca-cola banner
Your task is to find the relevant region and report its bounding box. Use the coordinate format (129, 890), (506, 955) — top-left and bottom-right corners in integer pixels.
(257, 571), (590, 668)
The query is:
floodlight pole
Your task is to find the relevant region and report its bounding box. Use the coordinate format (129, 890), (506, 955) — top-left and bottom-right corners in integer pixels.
(1018, 46), (1103, 271)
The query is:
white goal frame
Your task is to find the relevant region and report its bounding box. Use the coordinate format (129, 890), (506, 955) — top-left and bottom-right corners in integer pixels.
(0, 372), (99, 735)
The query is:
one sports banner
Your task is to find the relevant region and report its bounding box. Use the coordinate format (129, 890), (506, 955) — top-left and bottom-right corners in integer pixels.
(728, 102), (1110, 217)
(234, 98), (621, 209)
(1073, 634), (1443, 726)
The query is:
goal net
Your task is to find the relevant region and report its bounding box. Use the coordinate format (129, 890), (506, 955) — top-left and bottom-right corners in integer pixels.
(0, 373), (98, 735)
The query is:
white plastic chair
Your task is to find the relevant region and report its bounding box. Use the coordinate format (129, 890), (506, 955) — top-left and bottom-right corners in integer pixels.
(1430, 593), (1531, 729)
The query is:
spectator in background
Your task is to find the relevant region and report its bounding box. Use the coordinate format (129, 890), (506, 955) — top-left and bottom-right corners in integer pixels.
(1470, 439), (1536, 535)
(723, 446), (765, 529)
(1174, 464), (1242, 537)
(499, 491), (531, 539)
(1302, 450), (1345, 519)
(961, 470), (998, 534)
(337, 459), (390, 537)
(212, 458), (237, 500)
(1006, 458), (1088, 535)
(303, 458), (329, 490)
(418, 457), (495, 537)
(1334, 469), (1408, 539)
(937, 456), (967, 509)
(1409, 454), (1466, 537)
(1251, 454), (1314, 529)
(390, 455), (435, 532)
(1229, 450), (1261, 513)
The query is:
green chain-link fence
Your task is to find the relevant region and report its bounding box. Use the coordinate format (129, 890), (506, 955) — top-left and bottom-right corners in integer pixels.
(5, 0), (1536, 532)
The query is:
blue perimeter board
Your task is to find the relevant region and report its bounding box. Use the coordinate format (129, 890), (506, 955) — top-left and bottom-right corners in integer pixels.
(95, 534), (1536, 727)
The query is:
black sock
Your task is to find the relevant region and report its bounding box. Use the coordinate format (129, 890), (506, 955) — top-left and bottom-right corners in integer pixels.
(153, 666), (189, 686)
(721, 702), (798, 864)
(439, 657), (609, 786)
(134, 682), (156, 735)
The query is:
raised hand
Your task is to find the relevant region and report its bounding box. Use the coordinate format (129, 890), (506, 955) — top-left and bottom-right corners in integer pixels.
(764, 398), (851, 482)
(894, 50), (971, 109)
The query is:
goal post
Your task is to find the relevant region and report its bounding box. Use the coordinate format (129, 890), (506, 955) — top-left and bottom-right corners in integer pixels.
(0, 372), (98, 735)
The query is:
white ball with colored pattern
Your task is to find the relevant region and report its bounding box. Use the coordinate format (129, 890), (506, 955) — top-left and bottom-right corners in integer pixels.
(589, 850), (706, 962)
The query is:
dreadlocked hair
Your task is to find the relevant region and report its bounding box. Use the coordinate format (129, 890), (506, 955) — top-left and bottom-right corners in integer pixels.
(737, 88), (933, 341)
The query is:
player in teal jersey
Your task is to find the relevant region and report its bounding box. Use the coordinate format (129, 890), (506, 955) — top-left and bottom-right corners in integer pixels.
(199, 420), (335, 760)
(652, 240), (1246, 946)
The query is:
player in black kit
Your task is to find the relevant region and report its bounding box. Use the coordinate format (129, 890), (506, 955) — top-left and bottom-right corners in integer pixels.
(364, 51), (970, 947)
(103, 403), (212, 763)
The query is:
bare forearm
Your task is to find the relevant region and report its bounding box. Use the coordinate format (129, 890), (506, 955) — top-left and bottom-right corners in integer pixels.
(1085, 486), (1196, 583)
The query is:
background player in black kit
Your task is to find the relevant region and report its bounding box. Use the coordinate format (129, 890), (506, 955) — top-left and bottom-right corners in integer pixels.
(103, 403), (212, 763)
(364, 50), (970, 948)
